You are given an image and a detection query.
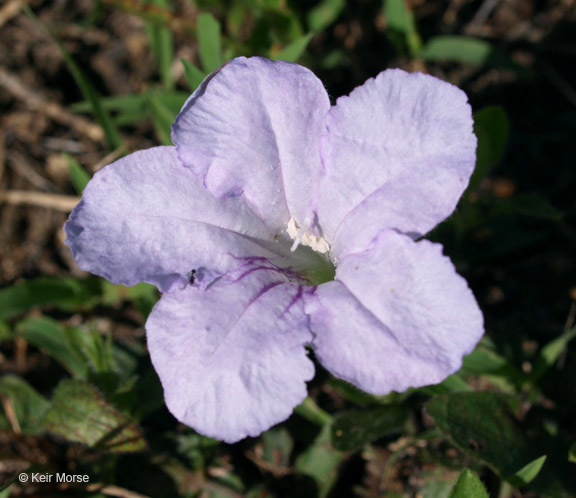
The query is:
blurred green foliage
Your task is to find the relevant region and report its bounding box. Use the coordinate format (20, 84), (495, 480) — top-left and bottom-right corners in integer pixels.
(1, 0), (574, 497)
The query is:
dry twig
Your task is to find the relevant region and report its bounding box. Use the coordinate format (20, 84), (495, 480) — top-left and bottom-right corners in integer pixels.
(0, 67), (105, 142)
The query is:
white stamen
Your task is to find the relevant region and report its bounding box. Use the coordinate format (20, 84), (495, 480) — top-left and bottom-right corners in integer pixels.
(286, 217), (330, 254)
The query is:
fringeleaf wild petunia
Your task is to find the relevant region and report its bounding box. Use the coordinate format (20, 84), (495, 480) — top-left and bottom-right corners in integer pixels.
(65, 57), (484, 443)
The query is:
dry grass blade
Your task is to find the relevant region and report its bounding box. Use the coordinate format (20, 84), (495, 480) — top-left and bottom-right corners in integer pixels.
(86, 484), (152, 498)
(0, 0), (27, 29)
(0, 190), (80, 212)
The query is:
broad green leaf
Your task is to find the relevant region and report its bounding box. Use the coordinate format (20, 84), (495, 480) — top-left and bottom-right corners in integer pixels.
(181, 58), (206, 91)
(197, 13), (223, 73)
(331, 405), (407, 451)
(448, 469), (489, 498)
(307, 0), (345, 32)
(495, 193), (563, 220)
(0, 376), (49, 435)
(295, 425), (342, 498)
(65, 153), (91, 194)
(428, 392), (528, 475)
(17, 316), (88, 377)
(42, 379), (146, 452)
(508, 455), (547, 486)
(470, 106), (509, 190)
(271, 33), (313, 63)
(384, 0), (422, 57)
(0, 277), (99, 320)
(569, 442), (576, 463)
(427, 392), (567, 494)
(22, 6), (122, 150)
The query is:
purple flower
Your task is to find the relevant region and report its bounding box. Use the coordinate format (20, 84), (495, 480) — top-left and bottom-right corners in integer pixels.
(65, 57), (484, 443)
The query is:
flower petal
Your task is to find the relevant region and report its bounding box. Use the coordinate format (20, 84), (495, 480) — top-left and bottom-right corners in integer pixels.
(65, 146), (296, 292)
(307, 230), (483, 394)
(146, 263), (314, 443)
(314, 69), (476, 258)
(172, 56), (331, 229)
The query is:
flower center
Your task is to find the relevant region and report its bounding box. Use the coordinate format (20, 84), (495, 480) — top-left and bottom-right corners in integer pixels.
(287, 218), (330, 254)
(285, 217), (335, 286)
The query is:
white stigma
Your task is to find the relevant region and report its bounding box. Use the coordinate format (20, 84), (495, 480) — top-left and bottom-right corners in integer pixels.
(287, 217), (330, 254)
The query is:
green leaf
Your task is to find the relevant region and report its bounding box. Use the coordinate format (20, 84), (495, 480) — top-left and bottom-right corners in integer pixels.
(101, 281), (158, 320)
(262, 427), (293, 468)
(17, 316), (88, 377)
(197, 13), (223, 73)
(0, 321), (11, 343)
(307, 0), (345, 32)
(0, 481), (13, 495)
(529, 325), (576, 382)
(22, 6), (122, 151)
(422, 36), (492, 64)
(494, 193), (563, 220)
(146, 91), (175, 145)
(65, 153), (91, 194)
(327, 378), (382, 407)
(508, 455), (547, 487)
(181, 58), (206, 91)
(0, 277), (99, 320)
(295, 397), (332, 426)
(101, 281), (158, 305)
(419, 373), (472, 396)
(0, 376), (50, 435)
(427, 392), (568, 494)
(448, 469), (489, 498)
(569, 442), (576, 463)
(331, 405), (407, 451)
(42, 379), (146, 452)
(271, 33), (313, 63)
(470, 106), (509, 190)
(145, 0), (174, 89)
(461, 345), (514, 376)
(423, 479), (458, 498)
(421, 36), (521, 70)
(428, 392), (528, 475)
(295, 425), (342, 498)
(384, 0), (422, 57)
(70, 94), (148, 114)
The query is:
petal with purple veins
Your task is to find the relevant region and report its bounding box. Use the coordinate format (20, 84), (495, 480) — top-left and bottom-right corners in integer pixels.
(65, 146), (296, 293)
(147, 262), (314, 443)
